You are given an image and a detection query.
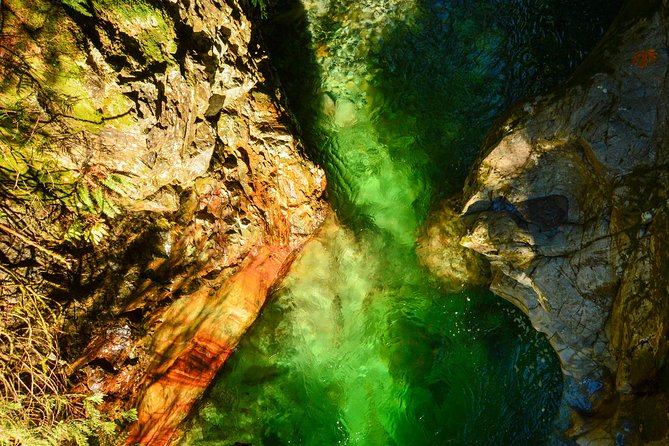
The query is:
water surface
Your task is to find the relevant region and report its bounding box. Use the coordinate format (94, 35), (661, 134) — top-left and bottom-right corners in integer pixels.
(182, 1), (620, 444)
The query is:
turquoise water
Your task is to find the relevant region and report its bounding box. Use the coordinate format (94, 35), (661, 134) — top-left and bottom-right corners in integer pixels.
(181, 1), (620, 445)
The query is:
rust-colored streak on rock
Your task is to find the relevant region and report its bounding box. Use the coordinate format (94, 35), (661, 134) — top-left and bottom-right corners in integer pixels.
(125, 244), (292, 446)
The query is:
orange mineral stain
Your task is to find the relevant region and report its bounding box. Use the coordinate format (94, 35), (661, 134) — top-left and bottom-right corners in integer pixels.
(631, 48), (657, 69)
(125, 244), (293, 446)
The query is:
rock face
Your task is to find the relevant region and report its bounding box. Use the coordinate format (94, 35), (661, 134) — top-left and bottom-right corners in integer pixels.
(416, 198), (491, 291)
(65, 1), (328, 443)
(125, 244), (294, 445)
(0, 0), (326, 444)
(453, 1), (669, 444)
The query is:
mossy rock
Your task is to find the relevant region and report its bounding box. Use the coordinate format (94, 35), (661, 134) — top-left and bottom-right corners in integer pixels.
(91, 0), (177, 65)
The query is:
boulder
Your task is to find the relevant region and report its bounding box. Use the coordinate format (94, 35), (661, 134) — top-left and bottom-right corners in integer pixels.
(453, 1), (669, 443)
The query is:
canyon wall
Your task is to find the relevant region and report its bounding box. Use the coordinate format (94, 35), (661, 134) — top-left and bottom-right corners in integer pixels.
(449, 1), (669, 444)
(1, 0), (327, 444)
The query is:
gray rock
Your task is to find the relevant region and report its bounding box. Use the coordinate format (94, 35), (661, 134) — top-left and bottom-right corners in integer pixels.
(444, 0), (669, 443)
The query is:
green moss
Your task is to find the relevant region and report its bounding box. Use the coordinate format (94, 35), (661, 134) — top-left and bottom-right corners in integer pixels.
(61, 0), (93, 17)
(101, 93), (136, 128)
(92, 0), (177, 64)
(1, 0), (137, 131)
(48, 56), (104, 123)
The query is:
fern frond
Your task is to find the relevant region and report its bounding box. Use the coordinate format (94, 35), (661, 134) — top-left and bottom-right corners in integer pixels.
(65, 219), (84, 242)
(60, 0), (93, 17)
(102, 174), (134, 196)
(76, 185), (95, 213)
(100, 177), (125, 196)
(86, 221), (107, 245)
(84, 393), (105, 406)
(100, 199), (120, 218)
(91, 187), (104, 210)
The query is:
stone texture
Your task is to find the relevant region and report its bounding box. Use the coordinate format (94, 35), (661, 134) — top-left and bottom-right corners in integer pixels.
(416, 198), (490, 291)
(0, 0), (332, 443)
(125, 245), (293, 445)
(427, 1), (669, 444)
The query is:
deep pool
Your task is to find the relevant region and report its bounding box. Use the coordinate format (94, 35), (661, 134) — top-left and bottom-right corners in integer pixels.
(181, 1), (620, 444)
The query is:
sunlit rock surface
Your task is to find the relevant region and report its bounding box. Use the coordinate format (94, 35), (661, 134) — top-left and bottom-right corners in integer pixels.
(416, 198), (490, 291)
(14, 0), (330, 444)
(125, 244), (294, 445)
(449, 1), (669, 444)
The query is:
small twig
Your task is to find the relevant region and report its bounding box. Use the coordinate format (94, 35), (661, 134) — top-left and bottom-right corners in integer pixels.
(0, 222), (70, 268)
(26, 112), (40, 143)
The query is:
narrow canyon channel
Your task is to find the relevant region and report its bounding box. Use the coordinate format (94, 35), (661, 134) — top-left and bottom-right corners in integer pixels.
(182, 1), (620, 444)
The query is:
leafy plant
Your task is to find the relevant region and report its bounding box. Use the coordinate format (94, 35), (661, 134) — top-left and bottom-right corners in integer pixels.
(249, 0), (269, 18)
(64, 170), (134, 246)
(0, 392), (138, 445)
(0, 265), (138, 445)
(60, 0), (94, 17)
(0, 3), (141, 444)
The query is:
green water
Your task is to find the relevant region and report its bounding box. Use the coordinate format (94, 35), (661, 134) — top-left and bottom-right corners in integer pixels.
(182, 1), (620, 444)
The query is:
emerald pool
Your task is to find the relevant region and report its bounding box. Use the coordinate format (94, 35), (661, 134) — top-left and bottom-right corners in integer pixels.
(181, 1), (620, 444)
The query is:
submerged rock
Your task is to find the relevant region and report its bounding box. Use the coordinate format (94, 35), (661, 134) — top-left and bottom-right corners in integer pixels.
(427, 0), (669, 443)
(333, 98), (358, 128)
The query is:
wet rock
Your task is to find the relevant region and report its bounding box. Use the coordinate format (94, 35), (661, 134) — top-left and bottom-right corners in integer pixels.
(28, 0), (331, 444)
(126, 245), (294, 445)
(320, 92), (337, 118)
(333, 98), (358, 127)
(416, 198), (490, 290)
(424, 0), (669, 443)
(564, 370), (616, 416)
(68, 323), (136, 374)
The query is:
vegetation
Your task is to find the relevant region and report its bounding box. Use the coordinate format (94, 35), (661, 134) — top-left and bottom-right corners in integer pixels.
(2, 0), (277, 442)
(0, 0), (138, 443)
(60, 0), (93, 17)
(0, 263), (137, 445)
(249, 0), (269, 18)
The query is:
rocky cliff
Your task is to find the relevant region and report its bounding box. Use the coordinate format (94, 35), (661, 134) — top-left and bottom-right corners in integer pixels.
(0, 0), (326, 444)
(435, 1), (669, 444)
